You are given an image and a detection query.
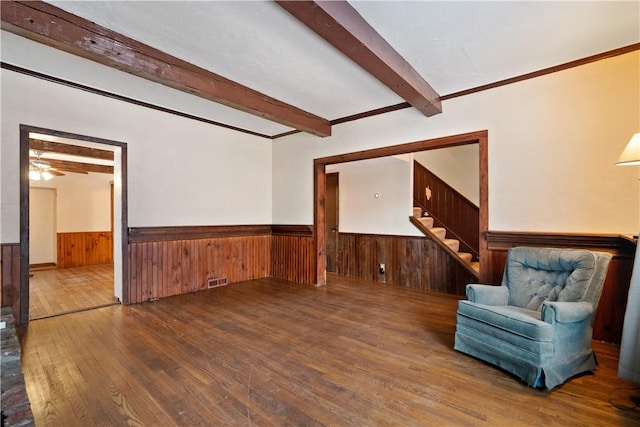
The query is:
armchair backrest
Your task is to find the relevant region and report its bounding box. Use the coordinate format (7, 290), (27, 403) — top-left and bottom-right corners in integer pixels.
(501, 247), (612, 314)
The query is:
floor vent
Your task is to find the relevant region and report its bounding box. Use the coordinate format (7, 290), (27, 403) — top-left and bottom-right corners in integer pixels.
(208, 277), (228, 288)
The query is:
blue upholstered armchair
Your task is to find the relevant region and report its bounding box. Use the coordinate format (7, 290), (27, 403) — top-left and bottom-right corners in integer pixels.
(454, 247), (612, 389)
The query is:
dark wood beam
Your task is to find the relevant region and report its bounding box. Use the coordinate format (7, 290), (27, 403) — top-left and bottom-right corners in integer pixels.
(2, 1), (332, 137)
(30, 138), (114, 160)
(30, 157), (113, 174)
(277, 1), (442, 117)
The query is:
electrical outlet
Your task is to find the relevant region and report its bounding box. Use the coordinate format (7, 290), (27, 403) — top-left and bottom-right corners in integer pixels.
(379, 263), (385, 275)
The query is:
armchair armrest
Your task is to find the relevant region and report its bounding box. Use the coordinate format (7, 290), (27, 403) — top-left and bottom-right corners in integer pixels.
(466, 284), (509, 305)
(542, 301), (593, 324)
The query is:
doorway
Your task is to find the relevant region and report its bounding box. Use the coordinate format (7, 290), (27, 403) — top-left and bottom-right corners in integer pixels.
(325, 173), (339, 273)
(313, 130), (488, 286)
(18, 125), (129, 324)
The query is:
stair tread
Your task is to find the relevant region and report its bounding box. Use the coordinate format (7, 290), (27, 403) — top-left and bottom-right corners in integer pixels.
(409, 208), (478, 273)
(418, 217), (434, 228)
(458, 252), (473, 263)
(431, 228), (446, 239)
(443, 239), (460, 252)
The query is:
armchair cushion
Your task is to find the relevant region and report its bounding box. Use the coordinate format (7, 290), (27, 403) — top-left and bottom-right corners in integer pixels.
(454, 247), (612, 389)
(458, 300), (553, 342)
(504, 247), (597, 311)
(542, 301), (593, 324)
(466, 284), (509, 305)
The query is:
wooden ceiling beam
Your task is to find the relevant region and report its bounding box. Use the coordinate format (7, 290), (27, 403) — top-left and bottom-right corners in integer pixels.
(2, 1), (332, 137)
(30, 157), (113, 174)
(30, 139), (114, 160)
(277, 1), (442, 117)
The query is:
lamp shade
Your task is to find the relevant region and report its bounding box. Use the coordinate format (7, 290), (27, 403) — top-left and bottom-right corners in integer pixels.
(616, 133), (640, 166)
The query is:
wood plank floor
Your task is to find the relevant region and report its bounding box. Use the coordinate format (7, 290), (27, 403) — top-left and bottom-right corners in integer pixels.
(19, 274), (640, 426)
(29, 264), (116, 319)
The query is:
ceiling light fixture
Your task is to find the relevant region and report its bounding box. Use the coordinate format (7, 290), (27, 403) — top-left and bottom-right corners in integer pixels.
(29, 151), (54, 181)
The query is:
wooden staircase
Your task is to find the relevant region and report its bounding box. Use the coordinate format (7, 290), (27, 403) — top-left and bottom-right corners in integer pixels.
(411, 207), (480, 277)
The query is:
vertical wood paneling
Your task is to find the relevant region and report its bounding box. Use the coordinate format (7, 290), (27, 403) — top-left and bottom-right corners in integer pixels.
(337, 233), (474, 294)
(271, 235), (315, 285)
(128, 235), (272, 304)
(57, 231), (113, 268)
(1, 244), (21, 320)
(414, 160), (479, 258)
(486, 232), (635, 344)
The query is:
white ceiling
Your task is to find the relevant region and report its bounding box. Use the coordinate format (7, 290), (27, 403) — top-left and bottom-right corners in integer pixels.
(40, 1), (640, 138)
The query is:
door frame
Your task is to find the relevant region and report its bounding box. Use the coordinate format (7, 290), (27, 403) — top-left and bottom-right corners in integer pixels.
(19, 124), (129, 324)
(313, 130), (488, 286)
(325, 172), (339, 273)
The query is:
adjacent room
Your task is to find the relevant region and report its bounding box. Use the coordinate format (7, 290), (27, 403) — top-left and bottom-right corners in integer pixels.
(28, 134), (117, 319)
(1, 1), (639, 425)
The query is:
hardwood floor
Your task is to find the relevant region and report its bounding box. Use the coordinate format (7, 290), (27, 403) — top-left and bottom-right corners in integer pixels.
(18, 274), (640, 426)
(29, 264), (116, 319)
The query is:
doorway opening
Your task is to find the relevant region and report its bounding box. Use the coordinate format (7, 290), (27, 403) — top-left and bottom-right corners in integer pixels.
(19, 125), (128, 324)
(325, 173), (339, 273)
(314, 130), (488, 286)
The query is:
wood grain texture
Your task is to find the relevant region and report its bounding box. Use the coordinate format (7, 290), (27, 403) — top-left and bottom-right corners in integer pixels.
(1, 243), (21, 320)
(276, 1), (441, 116)
(325, 173), (339, 273)
(129, 225), (273, 242)
(414, 160), (479, 258)
(271, 224), (313, 237)
(29, 156), (113, 174)
(271, 235), (315, 285)
(337, 232), (475, 294)
(1, 1), (331, 136)
(314, 161), (327, 285)
(29, 264), (115, 319)
(29, 138), (114, 160)
(4, 63), (272, 139)
(18, 275), (640, 426)
(57, 231), (113, 268)
(128, 236), (271, 303)
(486, 231), (636, 344)
(1, 308), (35, 427)
(314, 131), (489, 283)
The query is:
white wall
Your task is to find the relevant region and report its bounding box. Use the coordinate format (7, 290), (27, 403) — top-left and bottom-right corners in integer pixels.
(34, 172), (112, 232)
(0, 35), (273, 244)
(29, 187), (56, 264)
(414, 145), (479, 206)
(327, 155), (421, 236)
(273, 51), (640, 235)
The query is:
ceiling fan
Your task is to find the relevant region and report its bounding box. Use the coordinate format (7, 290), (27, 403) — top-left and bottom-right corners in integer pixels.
(29, 151), (65, 181)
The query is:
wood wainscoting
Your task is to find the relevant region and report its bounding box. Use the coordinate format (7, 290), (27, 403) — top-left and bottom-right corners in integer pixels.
(57, 231), (113, 268)
(127, 225), (315, 304)
(1, 244), (21, 320)
(486, 231), (636, 344)
(337, 232), (476, 294)
(271, 225), (315, 285)
(413, 160), (479, 259)
(128, 226), (273, 304)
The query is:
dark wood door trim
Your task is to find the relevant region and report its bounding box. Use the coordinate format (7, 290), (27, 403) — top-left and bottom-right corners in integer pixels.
(19, 125), (128, 323)
(325, 173), (339, 273)
(314, 130), (489, 286)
